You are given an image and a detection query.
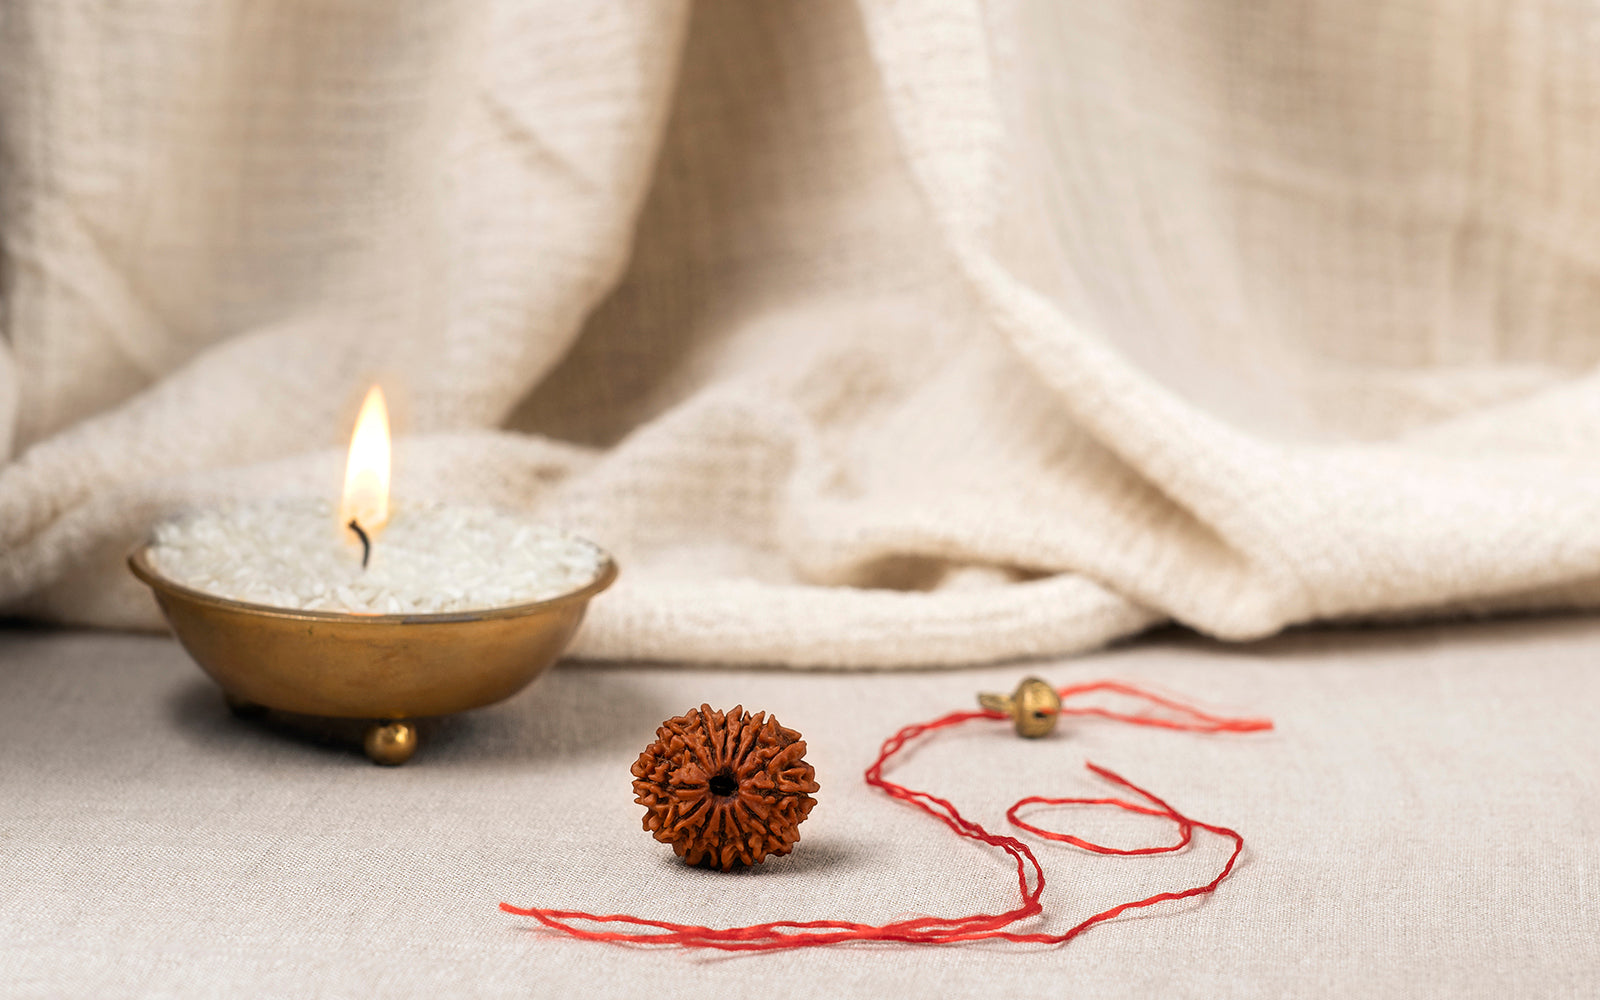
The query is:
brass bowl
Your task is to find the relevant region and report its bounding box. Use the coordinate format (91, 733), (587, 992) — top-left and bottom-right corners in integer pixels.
(128, 544), (616, 764)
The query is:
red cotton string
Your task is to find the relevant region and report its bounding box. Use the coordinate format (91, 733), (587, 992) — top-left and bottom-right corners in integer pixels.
(500, 679), (1273, 951)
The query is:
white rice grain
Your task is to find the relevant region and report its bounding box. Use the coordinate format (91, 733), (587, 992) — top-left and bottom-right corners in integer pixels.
(148, 499), (605, 614)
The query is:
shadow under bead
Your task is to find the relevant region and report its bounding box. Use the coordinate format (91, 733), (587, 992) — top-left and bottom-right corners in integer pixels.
(631, 704), (820, 871)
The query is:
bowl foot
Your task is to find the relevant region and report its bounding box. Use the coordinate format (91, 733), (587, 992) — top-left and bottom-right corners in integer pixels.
(364, 720), (418, 765)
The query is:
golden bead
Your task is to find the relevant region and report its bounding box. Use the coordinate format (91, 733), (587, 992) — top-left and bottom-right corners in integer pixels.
(976, 676), (1062, 738)
(364, 720), (418, 765)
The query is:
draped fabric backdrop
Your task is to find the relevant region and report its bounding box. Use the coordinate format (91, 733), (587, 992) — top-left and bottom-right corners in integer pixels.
(4, 1), (1599, 667)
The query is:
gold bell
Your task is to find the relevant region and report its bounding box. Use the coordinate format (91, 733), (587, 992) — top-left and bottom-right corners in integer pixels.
(977, 676), (1062, 738)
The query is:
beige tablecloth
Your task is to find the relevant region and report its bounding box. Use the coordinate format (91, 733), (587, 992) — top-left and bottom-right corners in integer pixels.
(4, 621), (1596, 997)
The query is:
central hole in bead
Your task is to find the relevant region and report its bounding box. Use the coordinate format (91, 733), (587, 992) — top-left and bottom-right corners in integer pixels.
(708, 771), (738, 797)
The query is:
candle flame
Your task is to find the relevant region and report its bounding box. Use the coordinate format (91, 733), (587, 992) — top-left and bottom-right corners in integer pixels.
(341, 385), (390, 535)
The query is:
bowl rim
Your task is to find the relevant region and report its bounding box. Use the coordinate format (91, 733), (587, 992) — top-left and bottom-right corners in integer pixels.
(128, 542), (618, 625)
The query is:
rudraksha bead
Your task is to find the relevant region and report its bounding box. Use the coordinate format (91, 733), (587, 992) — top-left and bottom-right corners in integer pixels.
(632, 704), (820, 871)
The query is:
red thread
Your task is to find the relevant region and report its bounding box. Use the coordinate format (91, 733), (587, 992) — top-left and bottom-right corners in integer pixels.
(501, 681), (1272, 951)
(1007, 795), (1192, 855)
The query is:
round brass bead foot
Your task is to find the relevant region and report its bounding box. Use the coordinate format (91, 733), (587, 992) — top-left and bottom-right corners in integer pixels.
(364, 720), (418, 765)
(223, 692), (268, 720)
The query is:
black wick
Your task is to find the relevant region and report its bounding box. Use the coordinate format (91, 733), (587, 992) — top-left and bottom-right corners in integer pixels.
(347, 519), (372, 569)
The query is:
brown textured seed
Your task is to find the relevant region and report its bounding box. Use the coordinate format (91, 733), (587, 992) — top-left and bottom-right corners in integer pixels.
(631, 704), (820, 871)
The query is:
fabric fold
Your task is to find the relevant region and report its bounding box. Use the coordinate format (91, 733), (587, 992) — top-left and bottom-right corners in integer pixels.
(6, 0), (1600, 666)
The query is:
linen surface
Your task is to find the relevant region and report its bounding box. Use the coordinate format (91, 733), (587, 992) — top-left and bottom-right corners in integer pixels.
(2, 622), (1594, 997)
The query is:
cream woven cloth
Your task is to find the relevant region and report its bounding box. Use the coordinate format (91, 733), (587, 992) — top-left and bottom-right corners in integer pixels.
(3, 1), (1599, 666)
